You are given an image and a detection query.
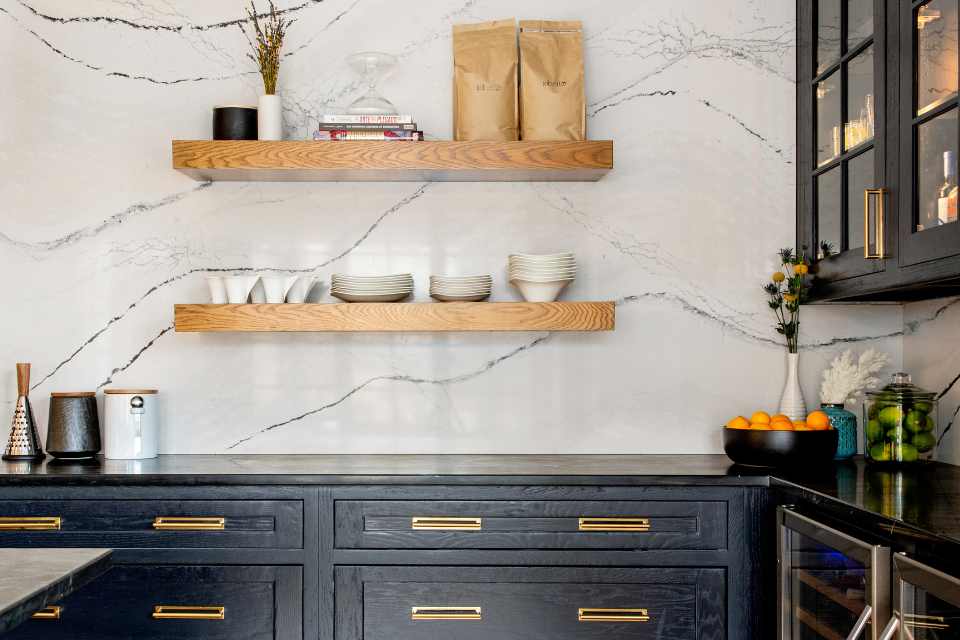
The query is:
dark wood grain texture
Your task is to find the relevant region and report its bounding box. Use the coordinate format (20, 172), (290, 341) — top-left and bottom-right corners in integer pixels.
(4, 565), (301, 640)
(172, 140), (613, 182)
(335, 499), (726, 550)
(173, 302), (615, 332)
(335, 566), (725, 640)
(0, 499), (302, 549)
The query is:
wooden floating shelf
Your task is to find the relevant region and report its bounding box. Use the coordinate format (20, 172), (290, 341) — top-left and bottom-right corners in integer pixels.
(174, 302), (615, 332)
(172, 140), (613, 182)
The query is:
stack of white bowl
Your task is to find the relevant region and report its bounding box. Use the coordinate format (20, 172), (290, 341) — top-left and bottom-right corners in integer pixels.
(331, 274), (413, 302)
(508, 252), (576, 302)
(429, 275), (493, 302)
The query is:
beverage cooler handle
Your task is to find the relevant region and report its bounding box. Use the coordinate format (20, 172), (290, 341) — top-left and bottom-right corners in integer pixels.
(845, 605), (873, 640)
(877, 614), (900, 640)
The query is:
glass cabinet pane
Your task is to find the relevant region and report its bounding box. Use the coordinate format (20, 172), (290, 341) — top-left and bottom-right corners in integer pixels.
(817, 72), (843, 165)
(896, 556), (960, 640)
(848, 149), (875, 249)
(819, 167), (843, 253)
(847, 45), (876, 149)
(848, 0), (874, 46)
(916, 109), (958, 232)
(785, 528), (868, 638)
(917, 0), (959, 115)
(818, 0), (843, 74)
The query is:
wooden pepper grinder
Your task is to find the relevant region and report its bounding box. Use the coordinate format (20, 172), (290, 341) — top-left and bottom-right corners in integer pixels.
(2, 363), (45, 461)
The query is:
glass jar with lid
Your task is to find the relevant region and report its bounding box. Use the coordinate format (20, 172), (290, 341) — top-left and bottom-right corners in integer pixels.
(863, 373), (939, 463)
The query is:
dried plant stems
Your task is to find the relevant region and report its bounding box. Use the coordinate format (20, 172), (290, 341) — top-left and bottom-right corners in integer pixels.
(245, 1), (293, 95)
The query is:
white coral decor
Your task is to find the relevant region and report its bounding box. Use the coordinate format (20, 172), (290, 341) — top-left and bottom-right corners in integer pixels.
(819, 349), (891, 405)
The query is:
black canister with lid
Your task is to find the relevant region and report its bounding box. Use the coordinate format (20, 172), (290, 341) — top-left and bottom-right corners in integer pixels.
(46, 392), (101, 460)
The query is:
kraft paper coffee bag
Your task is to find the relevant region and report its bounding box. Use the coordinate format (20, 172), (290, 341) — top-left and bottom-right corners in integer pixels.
(519, 20), (585, 140)
(453, 19), (519, 141)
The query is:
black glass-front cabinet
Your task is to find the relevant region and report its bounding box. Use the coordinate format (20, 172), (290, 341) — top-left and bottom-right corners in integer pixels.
(798, 0), (960, 301)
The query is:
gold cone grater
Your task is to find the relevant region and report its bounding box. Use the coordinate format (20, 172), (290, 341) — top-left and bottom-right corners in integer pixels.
(3, 363), (44, 461)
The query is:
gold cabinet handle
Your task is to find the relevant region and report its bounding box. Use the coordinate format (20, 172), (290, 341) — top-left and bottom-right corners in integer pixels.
(31, 606), (62, 620)
(578, 517), (650, 532)
(152, 605), (225, 620)
(411, 606), (482, 621)
(864, 188), (887, 259)
(579, 608), (650, 623)
(152, 517), (225, 531)
(0, 517), (61, 531)
(411, 517), (482, 531)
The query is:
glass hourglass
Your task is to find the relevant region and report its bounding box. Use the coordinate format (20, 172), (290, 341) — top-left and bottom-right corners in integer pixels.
(346, 52), (399, 115)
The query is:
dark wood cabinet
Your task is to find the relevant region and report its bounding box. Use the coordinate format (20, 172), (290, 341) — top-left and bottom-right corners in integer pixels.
(5, 565), (303, 640)
(335, 566), (726, 640)
(798, 0), (960, 301)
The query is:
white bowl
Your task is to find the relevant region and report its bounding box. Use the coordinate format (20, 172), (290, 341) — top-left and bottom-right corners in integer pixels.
(430, 292), (492, 302)
(511, 279), (571, 302)
(331, 291), (412, 302)
(509, 252), (574, 260)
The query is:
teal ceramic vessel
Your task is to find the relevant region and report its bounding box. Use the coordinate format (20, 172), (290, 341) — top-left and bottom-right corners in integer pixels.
(822, 403), (857, 460)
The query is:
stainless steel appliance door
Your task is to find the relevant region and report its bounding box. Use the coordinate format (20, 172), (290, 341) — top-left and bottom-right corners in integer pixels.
(892, 553), (960, 639)
(778, 506), (891, 640)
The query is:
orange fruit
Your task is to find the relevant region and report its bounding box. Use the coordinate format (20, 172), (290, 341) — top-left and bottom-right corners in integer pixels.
(726, 416), (750, 430)
(750, 423), (771, 430)
(750, 411), (771, 425)
(772, 414), (791, 423)
(792, 421), (809, 430)
(770, 421), (795, 431)
(806, 411), (831, 430)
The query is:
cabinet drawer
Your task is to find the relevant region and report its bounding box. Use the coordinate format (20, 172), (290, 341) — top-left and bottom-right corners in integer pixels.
(8, 565), (302, 640)
(335, 566), (725, 640)
(335, 500), (726, 550)
(0, 499), (302, 548)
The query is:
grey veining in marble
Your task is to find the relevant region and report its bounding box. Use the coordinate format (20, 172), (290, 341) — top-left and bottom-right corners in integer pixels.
(0, 548), (111, 634)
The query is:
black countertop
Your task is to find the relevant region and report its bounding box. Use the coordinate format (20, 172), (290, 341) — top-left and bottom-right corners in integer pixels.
(1, 454), (958, 566)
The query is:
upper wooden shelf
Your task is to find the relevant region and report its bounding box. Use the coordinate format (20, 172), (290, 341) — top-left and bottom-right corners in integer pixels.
(174, 302), (615, 332)
(172, 140), (613, 182)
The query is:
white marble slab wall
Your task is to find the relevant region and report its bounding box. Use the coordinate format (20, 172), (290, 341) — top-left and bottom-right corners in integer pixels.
(1, 0), (906, 454)
(903, 298), (960, 465)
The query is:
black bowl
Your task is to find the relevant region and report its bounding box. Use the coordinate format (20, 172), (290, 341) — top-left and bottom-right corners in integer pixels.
(723, 428), (839, 467)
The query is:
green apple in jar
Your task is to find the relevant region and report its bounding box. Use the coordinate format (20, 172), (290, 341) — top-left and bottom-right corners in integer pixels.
(912, 431), (936, 453)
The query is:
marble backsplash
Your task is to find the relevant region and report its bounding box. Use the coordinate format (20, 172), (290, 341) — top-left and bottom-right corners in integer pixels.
(0, 0), (925, 455)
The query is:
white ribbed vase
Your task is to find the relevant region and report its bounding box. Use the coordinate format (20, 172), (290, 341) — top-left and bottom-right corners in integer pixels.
(257, 94), (282, 140)
(778, 352), (807, 421)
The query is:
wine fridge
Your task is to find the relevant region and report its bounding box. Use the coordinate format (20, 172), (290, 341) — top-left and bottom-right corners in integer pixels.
(778, 506), (891, 640)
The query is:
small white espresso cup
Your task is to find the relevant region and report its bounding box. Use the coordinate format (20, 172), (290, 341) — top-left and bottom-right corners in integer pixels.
(206, 276), (227, 304)
(261, 276), (299, 303)
(224, 275), (259, 303)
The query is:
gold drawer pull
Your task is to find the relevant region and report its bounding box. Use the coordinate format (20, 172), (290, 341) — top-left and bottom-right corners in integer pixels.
(411, 517), (482, 531)
(579, 608), (650, 623)
(579, 517), (650, 532)
(0, 517), (61, 531)
(152, 605), (225, 620)
(411, 606), (482, 621)
(152, 517), (225, 531)
(31, 606), (62, 620)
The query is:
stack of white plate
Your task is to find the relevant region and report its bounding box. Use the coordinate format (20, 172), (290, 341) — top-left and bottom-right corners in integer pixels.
(331, 274), (413, 302)
(508, 252), (576, 302)
(429, 275), (493, 302)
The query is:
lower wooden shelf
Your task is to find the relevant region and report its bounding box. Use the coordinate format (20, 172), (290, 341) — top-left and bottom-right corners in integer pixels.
(173, 302), (615, 332)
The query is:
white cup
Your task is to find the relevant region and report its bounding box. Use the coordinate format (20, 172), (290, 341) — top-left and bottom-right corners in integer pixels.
(261, 276), (299, 303)
(225, 276), (259, 303)
(206, 276), (227, 304)
(286, 276), (318, 303)
(250, 277), (266, 303)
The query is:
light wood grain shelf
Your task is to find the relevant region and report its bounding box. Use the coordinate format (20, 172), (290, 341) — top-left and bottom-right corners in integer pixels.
(174, 302), (615, 332)
(172, 140), (613, 182)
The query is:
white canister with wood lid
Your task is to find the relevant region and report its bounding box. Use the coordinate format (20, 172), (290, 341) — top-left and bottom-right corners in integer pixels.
(103, 389), (159, 459)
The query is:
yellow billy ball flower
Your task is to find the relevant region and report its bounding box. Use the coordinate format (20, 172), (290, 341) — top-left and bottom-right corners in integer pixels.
(783, 293), (798, 302)
(772, 272), (786, 283)
(794, 264), (809, 275)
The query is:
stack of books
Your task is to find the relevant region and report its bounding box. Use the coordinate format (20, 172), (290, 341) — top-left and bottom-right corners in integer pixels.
(313, 114), (423, 141)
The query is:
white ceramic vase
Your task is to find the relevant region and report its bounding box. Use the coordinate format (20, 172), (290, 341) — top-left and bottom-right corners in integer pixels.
(778, 352), (807, 421)
(258, 94), (282, 141)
